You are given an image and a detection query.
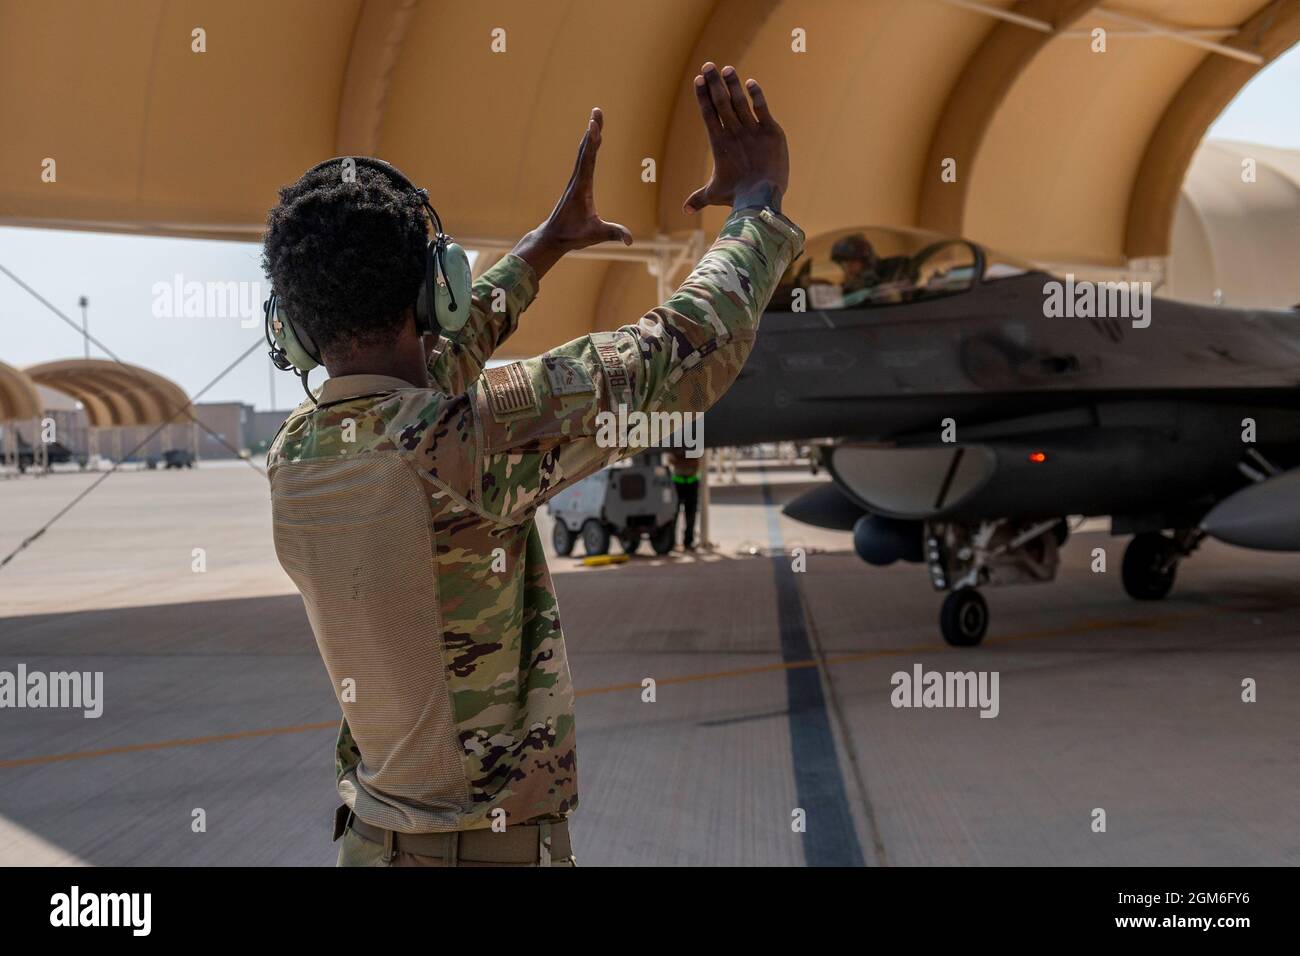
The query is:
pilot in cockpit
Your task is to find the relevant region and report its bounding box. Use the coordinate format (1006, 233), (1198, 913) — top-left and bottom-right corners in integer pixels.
(831, 233), (911, 306)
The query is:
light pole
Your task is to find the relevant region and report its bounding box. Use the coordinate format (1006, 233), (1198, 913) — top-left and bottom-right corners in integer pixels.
(77, 295), (89, 359)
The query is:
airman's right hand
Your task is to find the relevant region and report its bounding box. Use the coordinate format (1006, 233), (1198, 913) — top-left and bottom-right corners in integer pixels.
(683, 63), (789, 215)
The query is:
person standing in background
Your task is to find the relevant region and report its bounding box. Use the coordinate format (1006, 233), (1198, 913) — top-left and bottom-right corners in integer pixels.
(669, 449), (703, 551)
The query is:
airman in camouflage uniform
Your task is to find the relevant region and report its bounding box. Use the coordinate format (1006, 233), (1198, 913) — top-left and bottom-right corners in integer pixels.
(266, 63), (800, 865)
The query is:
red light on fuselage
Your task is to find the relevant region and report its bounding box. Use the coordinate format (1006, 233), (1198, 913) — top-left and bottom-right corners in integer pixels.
(1028, 451), (1048, 463)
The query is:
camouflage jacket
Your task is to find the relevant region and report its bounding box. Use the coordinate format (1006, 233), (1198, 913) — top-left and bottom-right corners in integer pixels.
(267, 206), (804, 833)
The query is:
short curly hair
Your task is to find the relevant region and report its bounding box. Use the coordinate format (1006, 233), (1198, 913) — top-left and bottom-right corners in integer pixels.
(261, 162), (428, 358)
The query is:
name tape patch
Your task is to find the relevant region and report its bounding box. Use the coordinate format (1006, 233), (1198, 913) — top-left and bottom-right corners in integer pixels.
(595, 343), (628, 391)
(592, 332), (633, 409)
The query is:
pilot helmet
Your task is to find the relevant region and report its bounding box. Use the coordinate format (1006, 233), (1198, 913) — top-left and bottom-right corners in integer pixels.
(831, 233), (873, 264)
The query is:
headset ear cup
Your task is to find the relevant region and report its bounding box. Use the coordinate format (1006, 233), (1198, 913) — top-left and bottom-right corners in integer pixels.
(268, 300), (320, 373)
(434, 241), (473, 333)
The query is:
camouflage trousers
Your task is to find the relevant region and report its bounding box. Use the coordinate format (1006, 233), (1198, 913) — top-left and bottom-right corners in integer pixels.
(336, 812), (576, 867)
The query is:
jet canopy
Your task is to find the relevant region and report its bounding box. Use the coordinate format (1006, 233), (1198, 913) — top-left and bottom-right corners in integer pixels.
(768, 225), (1035, 313)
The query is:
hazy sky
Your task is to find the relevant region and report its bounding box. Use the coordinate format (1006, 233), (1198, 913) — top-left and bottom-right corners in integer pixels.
(3, 42), (1298, 412)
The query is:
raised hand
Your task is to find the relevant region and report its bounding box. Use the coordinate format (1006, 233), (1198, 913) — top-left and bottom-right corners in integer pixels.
(513, 108), (632, 280)
(684, 63), (789, 214)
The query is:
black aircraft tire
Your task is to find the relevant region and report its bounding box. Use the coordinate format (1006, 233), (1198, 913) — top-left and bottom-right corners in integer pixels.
(1122, 532), (1177, 601)
(940, 588), (988, 647)
(582, 519), (610, 557)
(552, 521), (576, 557)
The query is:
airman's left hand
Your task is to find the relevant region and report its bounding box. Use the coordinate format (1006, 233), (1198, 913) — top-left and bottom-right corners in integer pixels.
(514, 108), (632, 279)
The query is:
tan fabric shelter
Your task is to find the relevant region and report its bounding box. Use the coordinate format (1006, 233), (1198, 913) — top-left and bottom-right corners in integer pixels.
(24, 359), (190, 428)
(0, 360), (42, 472)
(0, 360), (41, 422)
(1, 0), (1296, 356)
(1169, 139), (1300, 308)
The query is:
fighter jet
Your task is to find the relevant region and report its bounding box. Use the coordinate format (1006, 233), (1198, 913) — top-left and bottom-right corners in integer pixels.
(704, 226), (1300, 646)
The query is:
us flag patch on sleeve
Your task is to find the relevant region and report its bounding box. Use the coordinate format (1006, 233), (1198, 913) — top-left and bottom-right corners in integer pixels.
(484, 361), (539, 421)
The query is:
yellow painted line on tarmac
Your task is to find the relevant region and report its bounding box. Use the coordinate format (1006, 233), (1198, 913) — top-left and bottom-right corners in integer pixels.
(573, 608), (1208, 699)
(0, 720), (339, 770)
(0, 605), (1236, 770)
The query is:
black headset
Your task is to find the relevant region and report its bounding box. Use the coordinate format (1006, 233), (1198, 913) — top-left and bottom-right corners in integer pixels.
(264, 156), (473, 403)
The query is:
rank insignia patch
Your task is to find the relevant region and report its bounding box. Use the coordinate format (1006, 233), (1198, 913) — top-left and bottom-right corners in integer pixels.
(543, 355), (594, 397)
(484, 362), (539, 421)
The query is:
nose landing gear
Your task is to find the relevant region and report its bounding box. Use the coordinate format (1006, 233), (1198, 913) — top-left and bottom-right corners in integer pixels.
(940, 587), (989, 647)
(927, 518), (1064, 647)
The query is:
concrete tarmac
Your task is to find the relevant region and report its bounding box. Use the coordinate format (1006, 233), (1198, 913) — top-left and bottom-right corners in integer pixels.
(1, 463), (1297, 865)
